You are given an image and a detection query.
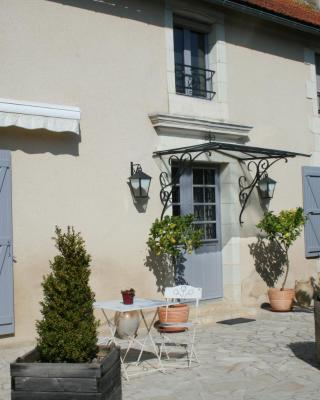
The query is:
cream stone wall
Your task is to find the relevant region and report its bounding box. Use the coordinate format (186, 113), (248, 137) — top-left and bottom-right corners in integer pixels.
(225, 14), (318, 306)
(0, 0), (169, 339)
(0, 0), (318, 340)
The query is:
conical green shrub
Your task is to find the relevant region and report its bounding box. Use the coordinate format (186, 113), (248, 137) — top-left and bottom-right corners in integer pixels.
(36, 226), (99, 362)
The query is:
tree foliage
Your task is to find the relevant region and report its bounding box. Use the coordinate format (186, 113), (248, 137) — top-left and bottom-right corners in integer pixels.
(36, 227), (99, 363)
(257, 208), (305, 289)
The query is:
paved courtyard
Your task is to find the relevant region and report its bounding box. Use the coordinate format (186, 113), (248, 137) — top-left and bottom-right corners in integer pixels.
(1, 309), (319, 400)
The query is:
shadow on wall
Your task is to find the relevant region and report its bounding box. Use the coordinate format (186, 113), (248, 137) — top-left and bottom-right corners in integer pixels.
(0, 126), (80, 156)
(248, 236), (286, 288)
(144, 252), (188, 293)
(49, 0), (304, 64)
(47, 0), (163, 27)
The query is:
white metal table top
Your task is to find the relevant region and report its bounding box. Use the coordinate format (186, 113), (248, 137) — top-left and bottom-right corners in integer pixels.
(94, 298), (174, 312)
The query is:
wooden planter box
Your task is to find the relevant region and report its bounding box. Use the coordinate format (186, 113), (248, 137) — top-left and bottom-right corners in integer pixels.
(10, 346), (121, 400)
(315, 300), (320, 363)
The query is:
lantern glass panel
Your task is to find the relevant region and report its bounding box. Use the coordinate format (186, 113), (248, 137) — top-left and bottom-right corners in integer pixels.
(267, 181), (276, 198)
(140, 177), (151, 197)
(130, 178), (141, 197)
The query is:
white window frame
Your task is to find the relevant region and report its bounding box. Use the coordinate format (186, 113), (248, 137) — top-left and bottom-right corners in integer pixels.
(164, 5), (228, 120)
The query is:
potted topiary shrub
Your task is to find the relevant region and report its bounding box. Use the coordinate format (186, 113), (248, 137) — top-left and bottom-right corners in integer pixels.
(257, 207), (305, 312)
(10, 227), (122, 400)
(147, 215), (202, 331)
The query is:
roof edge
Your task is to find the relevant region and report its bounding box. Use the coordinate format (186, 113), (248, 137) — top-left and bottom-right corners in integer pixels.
(203, 0), (320, 36)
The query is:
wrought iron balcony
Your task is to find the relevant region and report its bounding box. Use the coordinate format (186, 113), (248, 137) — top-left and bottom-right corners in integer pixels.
(175, 63), (215, 100)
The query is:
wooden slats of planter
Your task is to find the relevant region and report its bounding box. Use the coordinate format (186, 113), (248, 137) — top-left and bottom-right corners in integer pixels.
(11, 346), (121, 400)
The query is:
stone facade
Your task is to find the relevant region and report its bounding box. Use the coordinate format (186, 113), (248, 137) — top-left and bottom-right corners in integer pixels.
(0, 0), (319, 340)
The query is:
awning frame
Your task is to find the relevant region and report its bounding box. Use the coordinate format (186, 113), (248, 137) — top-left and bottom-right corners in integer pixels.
(153, 140), (310, 224)
(0, 98), (80, 135)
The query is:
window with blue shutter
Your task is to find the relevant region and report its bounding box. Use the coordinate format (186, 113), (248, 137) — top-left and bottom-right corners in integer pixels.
(303, 166), (320, 258)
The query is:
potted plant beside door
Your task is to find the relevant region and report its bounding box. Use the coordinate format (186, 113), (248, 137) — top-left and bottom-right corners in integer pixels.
(147, 215), (202, 331)
(11, 227), (122, 400)
(257, 208), (305, 311)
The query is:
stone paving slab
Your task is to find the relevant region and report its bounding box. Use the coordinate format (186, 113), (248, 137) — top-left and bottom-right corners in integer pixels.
(123, 310), (320, 400)
(0, 310), (319, 399)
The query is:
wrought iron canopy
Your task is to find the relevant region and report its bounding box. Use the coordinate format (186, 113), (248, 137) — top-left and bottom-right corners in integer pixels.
(153, 141), (310, 224)
(153, 141), (309, 160)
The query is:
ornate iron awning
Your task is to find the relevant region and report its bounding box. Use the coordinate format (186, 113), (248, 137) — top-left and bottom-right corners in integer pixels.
(153, 141), (310, 224)
(153, 141), (308, 160)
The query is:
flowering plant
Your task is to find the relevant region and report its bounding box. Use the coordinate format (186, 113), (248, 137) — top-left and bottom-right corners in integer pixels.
(147, 215), (202, 258)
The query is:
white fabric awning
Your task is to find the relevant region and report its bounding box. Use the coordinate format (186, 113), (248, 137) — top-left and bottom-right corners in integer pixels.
(0, 98), (80, 134)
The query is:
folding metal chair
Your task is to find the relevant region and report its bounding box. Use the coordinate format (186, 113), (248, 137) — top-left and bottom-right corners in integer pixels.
(157, 285), (202, 368)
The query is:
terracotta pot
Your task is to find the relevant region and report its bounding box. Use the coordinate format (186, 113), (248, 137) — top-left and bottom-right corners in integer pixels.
(315, 300), (320, 362)
(268, 288), (295, 312)
(294, 279), (314, 308)
(158, 303), (189, 332)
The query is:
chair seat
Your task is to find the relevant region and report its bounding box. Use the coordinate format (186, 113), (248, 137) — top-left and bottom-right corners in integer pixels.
(158, 322), (193, 329)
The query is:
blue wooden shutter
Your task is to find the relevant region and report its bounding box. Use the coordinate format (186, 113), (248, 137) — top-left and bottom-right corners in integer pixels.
(303, 166), (320, 258)
(0, 150), (14, 335)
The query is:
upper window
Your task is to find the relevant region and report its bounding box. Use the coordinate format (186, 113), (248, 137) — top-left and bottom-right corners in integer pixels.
(316, 53), (320, 114)
(173, 24), (214, 100)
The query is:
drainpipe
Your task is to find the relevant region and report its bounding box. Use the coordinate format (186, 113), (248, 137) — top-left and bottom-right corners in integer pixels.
(203, 0), (320, 36)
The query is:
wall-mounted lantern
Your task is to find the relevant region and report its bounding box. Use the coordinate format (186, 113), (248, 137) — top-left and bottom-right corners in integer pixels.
(129, 162), (152, 199)
(258, 174), (277, 199)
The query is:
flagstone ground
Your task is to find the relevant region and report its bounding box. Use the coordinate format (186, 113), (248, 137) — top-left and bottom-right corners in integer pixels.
(1, 309), (319, 400)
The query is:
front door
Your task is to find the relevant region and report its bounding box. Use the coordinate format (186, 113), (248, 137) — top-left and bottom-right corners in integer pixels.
(0, 150), (14, 336)
(172, 164), (223, 300)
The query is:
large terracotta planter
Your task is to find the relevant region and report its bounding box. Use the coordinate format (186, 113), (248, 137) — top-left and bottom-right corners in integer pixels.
(315, 299), (320, 362)
(268, 288), (295, 312)
(158, 303), (189, 332)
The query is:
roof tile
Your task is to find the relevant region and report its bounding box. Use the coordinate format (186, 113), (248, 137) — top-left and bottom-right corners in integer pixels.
(239, 0), (320, 27)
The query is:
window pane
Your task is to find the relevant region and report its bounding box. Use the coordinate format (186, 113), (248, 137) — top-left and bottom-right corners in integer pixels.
(193, 169), (203, 184)
(171, 166), (180, 185)
(205, 205), (216, 221)
(172, 205), (181, 216)
(190, 31), (205, 69)
(204, 169), (215, 185)
(193, 187), (204, 203)
(174, 27), (184, 65)
(206, 223), (216, 239)
(194, 205), (204, 221)
(195, 223), (205, 240)
(316, 53), (320, 76)
(174, 27), (185, 94)
(205, 187), (215, 203)
(172, 186), (180, 203)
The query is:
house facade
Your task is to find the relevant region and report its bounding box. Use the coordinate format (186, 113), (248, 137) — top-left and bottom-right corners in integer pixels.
(1, 0), (320, 340)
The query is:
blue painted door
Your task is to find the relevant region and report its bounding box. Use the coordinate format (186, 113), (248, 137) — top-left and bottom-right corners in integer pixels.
(0, 150), (14, 336)
(172, 164), (223, 300)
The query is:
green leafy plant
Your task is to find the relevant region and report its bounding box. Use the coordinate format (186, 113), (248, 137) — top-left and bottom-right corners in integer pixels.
(36, 227), (99, 363)
(147, 214), (202, 259)
(121, 288), (135, 296)
(257, 207), (305, 290)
